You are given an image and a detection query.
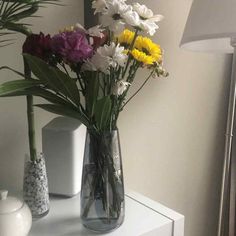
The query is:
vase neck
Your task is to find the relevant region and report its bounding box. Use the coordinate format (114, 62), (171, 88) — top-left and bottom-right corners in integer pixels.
(87, 129), (119, 136)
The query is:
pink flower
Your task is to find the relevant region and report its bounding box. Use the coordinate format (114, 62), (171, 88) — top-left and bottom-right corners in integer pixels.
(51, 30), (93, 63)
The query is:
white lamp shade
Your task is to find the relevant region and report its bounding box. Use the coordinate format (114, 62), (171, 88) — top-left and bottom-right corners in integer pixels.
(180, 0), (236, 53)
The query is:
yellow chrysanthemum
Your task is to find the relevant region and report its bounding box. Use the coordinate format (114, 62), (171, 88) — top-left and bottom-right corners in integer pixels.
(134, 36), (162, 62)
(117, 29), (135, 47)
(131, 49), (156, 65)
(59, 26), (75, 33)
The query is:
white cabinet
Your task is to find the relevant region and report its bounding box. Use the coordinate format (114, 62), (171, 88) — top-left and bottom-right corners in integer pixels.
(29, 191), (184, 236)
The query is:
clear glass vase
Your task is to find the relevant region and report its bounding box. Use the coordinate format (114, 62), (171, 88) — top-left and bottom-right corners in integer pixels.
(80, 129), (125, 233)
(23, 153), (50, 218)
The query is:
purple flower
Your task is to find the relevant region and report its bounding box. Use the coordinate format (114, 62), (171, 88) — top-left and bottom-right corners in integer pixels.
(51, 30), (93, 63)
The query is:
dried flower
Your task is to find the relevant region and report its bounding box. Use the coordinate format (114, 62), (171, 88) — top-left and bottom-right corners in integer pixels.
(112, 80), (130, 96)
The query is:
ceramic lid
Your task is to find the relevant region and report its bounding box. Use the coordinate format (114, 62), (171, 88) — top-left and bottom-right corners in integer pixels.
(0, 190), (23, 214)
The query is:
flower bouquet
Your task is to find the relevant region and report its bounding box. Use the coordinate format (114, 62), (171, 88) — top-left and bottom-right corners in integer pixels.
(0, 0), (168, 232)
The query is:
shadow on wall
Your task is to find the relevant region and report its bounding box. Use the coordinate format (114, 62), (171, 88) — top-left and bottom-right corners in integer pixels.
(0, 100), (28, 190)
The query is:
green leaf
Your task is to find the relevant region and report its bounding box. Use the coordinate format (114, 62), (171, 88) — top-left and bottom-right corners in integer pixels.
(0, 66), (25, 78)
(0, 90), (27, 97)
(35, 104), (89, 127)
(0, 0), (61, 34)
(50, 68), (80, 105)
(0, 87), (73, 106)
(0, 88), (72, 107)
(0, 79), (41, 96)
(86, 72), (99, 117)
(94, 96), (112, 130)
(3, 22), (31, 35)
(23, 54), (81, 106)
(30, 88), (74, 106)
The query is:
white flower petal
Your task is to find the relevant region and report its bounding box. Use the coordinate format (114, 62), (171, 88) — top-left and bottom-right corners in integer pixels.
(74, 23), (86, 32)
(92, 0), (107, 14)
(87, 25), (104, 38)
(149, 14), (164, 23)
(133, 3), (154, 19)
(112, 80), (130, 96)
(98, 42), (128, 68)
(82, 52), (111, 74)
(114, 45), (128, 67)
(101, 13), (125, 34)
(99, 0), (130, 34)
(140, 20), (159, 36)
(132, 2), (163, 34)
(123, 9), (140, 26)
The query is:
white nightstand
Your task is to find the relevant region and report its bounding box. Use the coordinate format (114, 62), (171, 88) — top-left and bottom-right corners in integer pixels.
(29, 191), (184, 236)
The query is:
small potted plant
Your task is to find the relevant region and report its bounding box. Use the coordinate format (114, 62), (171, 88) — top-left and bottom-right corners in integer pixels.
(0, 0), (59, 218)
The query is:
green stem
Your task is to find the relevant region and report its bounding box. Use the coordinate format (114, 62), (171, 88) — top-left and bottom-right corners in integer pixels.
(121, 70), (155, 110)
(113, 62), (140, 124)
(24, 58), (37, 162)
(122, 29), (139, 78)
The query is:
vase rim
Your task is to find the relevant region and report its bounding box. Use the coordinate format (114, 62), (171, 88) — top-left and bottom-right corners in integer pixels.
(87, 128), (119, 133)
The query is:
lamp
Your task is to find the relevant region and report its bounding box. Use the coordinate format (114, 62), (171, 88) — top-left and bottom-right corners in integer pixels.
(180, 0), (236, 235)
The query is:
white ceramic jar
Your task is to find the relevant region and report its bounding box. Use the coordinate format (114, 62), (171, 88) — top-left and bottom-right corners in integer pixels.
(0, 190), (32, 236)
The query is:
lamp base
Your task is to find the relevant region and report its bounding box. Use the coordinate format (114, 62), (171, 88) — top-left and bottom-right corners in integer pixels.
(217, 45), (236, 236)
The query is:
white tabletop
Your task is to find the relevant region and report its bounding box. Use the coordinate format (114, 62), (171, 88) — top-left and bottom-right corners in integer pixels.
(29, 191), (184, 236)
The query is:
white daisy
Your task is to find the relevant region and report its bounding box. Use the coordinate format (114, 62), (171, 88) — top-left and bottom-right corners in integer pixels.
(101, 14), (125, 34)
(98, 42), (128, 67)
(122, 6), (140, 27)
(82, 42), (128, 74)
(133, 3), (163, 22)
(92, 0), (107, 14)
(112, 80), (130, 96)
(92, 0), (128, 14)
(82, 53), (111, 74)
(133, 3), (163, 35)
(139, 20), (159, 36)
(100, 0), (129, 34)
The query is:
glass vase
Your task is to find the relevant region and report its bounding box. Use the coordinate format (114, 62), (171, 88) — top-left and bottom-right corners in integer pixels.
(23, 153), (50, 218)
(80, 129), (125, 233)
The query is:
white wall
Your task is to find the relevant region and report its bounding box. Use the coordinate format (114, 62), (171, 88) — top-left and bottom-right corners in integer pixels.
(121, 0), (232, 236)
(0, 1), (232, 236)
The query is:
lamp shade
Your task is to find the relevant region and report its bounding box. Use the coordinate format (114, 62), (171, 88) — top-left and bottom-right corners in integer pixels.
(180, 0), (236, 53)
